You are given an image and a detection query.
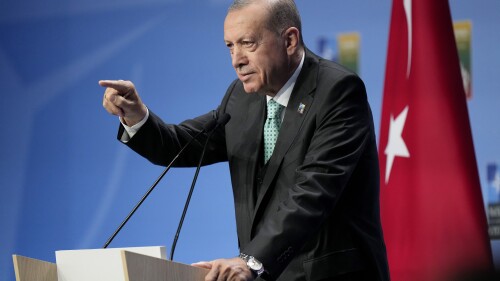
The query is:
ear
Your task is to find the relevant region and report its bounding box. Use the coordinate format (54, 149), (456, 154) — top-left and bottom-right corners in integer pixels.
(283, 27), (300, 55)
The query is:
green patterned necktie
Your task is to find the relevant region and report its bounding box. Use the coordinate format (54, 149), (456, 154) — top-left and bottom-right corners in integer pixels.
(264, 99), (284, 163)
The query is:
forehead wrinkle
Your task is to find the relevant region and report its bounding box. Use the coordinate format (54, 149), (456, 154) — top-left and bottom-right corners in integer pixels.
(224, 14), (263, 43)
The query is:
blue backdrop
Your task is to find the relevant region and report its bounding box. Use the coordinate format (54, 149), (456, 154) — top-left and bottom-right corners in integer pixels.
(1, 1), (499, 280)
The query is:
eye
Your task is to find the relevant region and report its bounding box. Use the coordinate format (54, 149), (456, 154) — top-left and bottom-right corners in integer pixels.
(242, 40), (255, 48)
(225, 43), (234, 54)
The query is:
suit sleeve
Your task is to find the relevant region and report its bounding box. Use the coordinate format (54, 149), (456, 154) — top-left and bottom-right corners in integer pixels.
(242, 74), (376, 278)
(117, 80), (238, 167)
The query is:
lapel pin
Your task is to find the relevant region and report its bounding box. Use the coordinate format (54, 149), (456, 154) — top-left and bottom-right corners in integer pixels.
(297, 103), (306, 114)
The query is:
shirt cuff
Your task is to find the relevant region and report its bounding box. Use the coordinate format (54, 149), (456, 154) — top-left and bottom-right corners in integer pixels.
(119, 107), (149, 142)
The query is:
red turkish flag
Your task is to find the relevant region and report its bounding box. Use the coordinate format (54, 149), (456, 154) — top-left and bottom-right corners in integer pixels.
(378, 1), (493, 280)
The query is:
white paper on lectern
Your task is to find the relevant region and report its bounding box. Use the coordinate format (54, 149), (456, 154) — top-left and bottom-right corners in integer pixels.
(56, 246), (166, 281)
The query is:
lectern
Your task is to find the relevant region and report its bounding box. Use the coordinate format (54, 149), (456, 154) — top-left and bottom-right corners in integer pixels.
(12, 246), (208, 281)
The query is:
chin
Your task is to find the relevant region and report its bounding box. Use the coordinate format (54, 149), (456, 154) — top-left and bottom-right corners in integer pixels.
(242, 83), (261, 94)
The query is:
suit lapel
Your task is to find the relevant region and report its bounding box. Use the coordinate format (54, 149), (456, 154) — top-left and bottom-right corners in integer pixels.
(251, 51), (319, 228)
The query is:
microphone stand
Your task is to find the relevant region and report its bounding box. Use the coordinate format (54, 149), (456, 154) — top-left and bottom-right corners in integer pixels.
(169, 129), (215, 260)
(102, 113), (229, 252)
(103, 127), (212, 249)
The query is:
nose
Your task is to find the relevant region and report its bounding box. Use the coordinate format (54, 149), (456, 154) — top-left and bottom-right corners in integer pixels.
(231, 46), (248, 70)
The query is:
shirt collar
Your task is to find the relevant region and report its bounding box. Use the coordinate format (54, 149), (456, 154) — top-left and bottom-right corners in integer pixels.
(266, 52), (305, 107)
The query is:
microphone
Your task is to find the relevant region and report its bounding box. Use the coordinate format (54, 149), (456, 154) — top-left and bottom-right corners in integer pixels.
(102, 112), (230, 249)
(169, 113), (231, 260)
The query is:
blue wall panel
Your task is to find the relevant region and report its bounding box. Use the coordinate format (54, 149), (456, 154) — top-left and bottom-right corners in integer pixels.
(1, 1), (499, 280)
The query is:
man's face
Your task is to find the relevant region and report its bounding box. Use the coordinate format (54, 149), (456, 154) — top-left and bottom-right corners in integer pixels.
(224, 4), (290, 95)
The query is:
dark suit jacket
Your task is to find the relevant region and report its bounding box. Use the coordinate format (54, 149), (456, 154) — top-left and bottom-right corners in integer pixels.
(119, 49), (389, 281)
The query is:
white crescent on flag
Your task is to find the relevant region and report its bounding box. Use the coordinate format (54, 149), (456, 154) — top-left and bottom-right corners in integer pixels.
(404, 0), (412, 77)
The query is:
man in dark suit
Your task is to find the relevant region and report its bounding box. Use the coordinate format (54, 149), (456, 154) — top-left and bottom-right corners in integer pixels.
(101, 0), (389, 280)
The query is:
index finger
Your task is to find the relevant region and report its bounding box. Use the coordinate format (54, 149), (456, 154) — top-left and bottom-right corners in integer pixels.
(98, 80), (132, 92)
(191, 261), (213, 270)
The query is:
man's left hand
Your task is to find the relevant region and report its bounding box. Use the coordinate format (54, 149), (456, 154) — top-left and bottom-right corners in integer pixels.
(192, 257), (255, 281)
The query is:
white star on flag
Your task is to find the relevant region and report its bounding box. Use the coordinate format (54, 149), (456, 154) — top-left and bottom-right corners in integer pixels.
(384, 106), (410, 184)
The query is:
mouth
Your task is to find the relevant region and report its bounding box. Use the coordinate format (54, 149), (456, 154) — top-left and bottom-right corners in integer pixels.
(238, 72), (254, 82)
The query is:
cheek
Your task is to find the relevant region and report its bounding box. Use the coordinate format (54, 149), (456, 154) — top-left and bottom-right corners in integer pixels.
(248, 50), (279, 87)
(253, 59), (270, 81)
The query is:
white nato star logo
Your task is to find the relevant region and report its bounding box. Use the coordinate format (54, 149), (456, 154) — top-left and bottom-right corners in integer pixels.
(384, 106), (410, 184)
